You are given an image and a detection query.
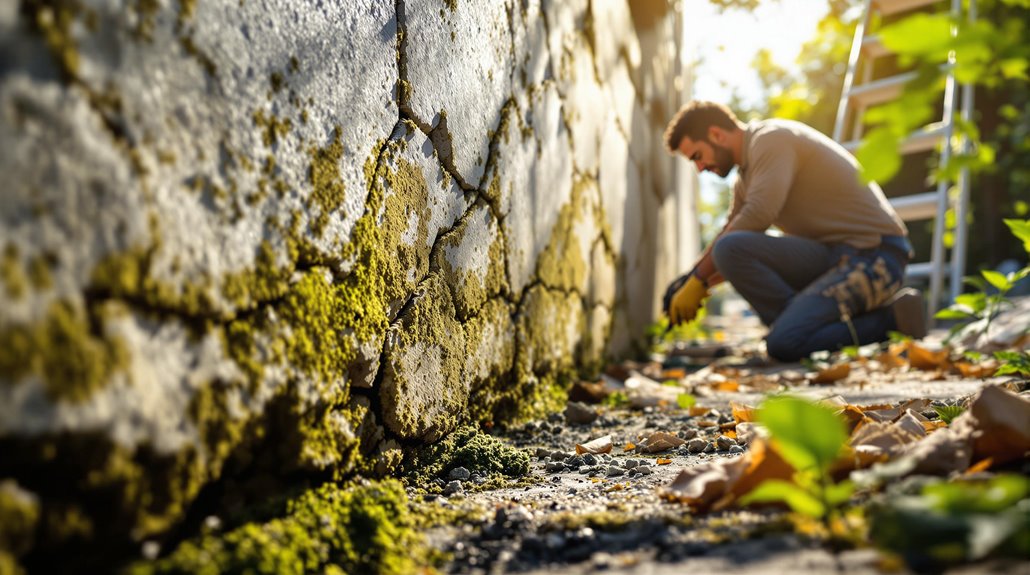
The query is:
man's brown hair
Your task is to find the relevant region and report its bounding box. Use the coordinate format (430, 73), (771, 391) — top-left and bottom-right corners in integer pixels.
(663, 101), (740, 153)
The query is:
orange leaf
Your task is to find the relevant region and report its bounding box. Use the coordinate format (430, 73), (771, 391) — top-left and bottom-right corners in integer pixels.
(725, 429), (737, 440)
(576, 435), (613, 455)
(689, 406), (711, 417)
(663, 368), (687, 380)
(964, 457), (993, 475)
(968, 386), (1030, 465)
(955, 361), (996, 378)
(656, 458), (672, 465)
(813, 362), (851, 384)
(908, 343), (949, 371)
(731, 402), (757, 423)
(715, 380), (740, 392)
(623, 442), (636, 452)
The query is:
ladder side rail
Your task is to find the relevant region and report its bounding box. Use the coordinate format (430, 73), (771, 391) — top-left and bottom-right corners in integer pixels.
(927, 0), (962, 324)
(950, 0), (976, 301)
(833, 0), (874, 142)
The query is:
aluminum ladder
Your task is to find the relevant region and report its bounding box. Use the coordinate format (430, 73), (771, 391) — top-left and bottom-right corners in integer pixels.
(833, 0), (976, 323)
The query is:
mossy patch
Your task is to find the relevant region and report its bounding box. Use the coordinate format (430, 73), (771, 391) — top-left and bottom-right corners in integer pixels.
(128, 480), (423, 575)
(1, 244), (27, 300)
(0, 300), (129, 402)
(433, 202), (508, 320)
(379, 273), (467, 441)
(0, 482), (39, 561)
(404, 426), (529, 485)
(535, 176), (594, 292)
(307, 127), (346, 236)
(24, 0), (84, 80)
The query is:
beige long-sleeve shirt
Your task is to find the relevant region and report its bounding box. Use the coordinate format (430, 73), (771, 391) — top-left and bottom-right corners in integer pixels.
(726, 119), (907, 249)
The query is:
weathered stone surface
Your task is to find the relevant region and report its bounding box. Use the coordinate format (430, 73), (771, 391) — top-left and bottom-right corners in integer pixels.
(435, 201), (507, 321)
(489, 81), (574, 295)
(405, 0), (514, 187)
(380, 274), (468, 442)
(0, 0), (688, 570)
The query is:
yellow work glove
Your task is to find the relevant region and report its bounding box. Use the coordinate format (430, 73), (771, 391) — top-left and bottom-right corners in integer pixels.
(667, 275), (710, 325)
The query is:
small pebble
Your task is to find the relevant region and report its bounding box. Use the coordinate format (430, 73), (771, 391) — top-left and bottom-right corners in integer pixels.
(687, 438), (707, 453)
(566, 455), (585, 468)
(448, 467), (471, 481)
(703, 442), (716, 454)
(715, 436), (734, 451)
(444, 480), (464, 496)
(606, 465), (624, 477)
(625, 458), (640, 469)
(635, 466), (653, 476)
(583, 453), (598, 466)
(545, 461), (564, 473)
(680, 428), (698, 440)
(638, 460), (651, 467)
(535, 447), (551, 459)
(565, 401), (599, 425)
(729, 445), (745, 455)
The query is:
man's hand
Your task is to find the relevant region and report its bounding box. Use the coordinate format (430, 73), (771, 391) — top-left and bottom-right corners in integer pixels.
(666, 274), (710, 325)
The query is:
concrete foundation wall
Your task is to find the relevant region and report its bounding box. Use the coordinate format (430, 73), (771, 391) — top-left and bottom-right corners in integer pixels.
(0, 0), (691, 565)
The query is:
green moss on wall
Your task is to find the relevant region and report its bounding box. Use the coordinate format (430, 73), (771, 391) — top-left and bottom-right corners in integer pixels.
(535, 176), (592, 291)
(379, 273), (466, 441)
(253, 109), (291, 148)
(25, 0), (83, 80)
(1, 245), (26, 300)
(307, 127), (346, 236)
(0, 300), (129, 403)
(128, 480), (422, 575)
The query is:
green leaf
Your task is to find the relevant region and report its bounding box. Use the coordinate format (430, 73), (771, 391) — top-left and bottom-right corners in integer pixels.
(888, 330), (912, 343)
(758, 396), (847, 473)
(935, 308), (974, 320)
(740, 480), (826, 517)
(823, 480), (856, 506)
(880, 13), (953, 59)
(856, 127), (903, 184)
(981, 270), (1012, 291)
(1003, 219), (1030, 251)
(955, 293), (987, 312)
(999, 57), (1029, 80)
(676, 393), (696, 409)
(933, 405), (965, 424)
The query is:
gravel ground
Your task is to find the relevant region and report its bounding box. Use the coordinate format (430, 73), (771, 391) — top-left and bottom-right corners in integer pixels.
(410, 360), (1027, 575)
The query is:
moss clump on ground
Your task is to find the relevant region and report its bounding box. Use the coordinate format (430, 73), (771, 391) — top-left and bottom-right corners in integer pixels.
(404, 426), (529, 485)
(128, 480), (422, 575)
(0, 300), (129, 402)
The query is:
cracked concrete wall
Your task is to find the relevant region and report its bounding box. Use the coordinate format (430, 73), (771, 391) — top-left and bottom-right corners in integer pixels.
(0, 0), (689, 567)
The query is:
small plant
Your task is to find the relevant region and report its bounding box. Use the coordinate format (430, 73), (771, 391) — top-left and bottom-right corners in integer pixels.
(676, 393), (696, 410)
(936, 219), (1030, 341)
(932, 405), (965, 424)
(741, 397), (854, 525)
(993, 350), (1030, 377)
(601, 391), (629, 408)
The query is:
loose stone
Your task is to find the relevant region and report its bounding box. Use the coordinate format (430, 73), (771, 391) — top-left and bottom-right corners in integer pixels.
(625, 458), (640, 468)
(703, 442), (716, 454)
(444, 480), (464, 496)
(448, 467), (471, 481)
(606, 465), (624, 477)
(729, 445), (745, 455)
(716, 436), (735, 451)
(686, 438), (707, 453)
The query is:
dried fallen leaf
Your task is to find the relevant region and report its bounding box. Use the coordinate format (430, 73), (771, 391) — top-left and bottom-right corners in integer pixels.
(576, 435), (613, 455)
(813, 362), (851, 384)
(718, 438), (796, 509)
(968, 385), (1030, 465)
(697, 420), (719, 428)
(850, 411), (926, 456)
(656, 458), (672, 465)
(689, 406), (711, 417)
(908, 343), (950, 371)
(663, 368), (687, 380)
(660, 454), (750, 509)
(875, 349), (907, 370)
(837, 405), (867, 434)
(731, 402), (757, 424)
(954, 361), (996, 378)
(863, 399), (932, 423)
(623, 442), (636, 452)
(638, 431), (687, 453)
(714, 380), (740, 392)
(964, 457), (993, 475)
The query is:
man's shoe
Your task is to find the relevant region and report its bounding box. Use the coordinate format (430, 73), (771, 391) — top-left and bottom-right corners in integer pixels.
(890, 288), (927, 340)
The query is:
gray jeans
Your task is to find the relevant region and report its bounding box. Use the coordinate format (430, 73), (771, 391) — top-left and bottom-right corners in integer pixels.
(711, 231), (908, 361)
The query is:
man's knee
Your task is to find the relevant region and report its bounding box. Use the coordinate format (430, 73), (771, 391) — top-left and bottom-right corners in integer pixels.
(765, 330), (807, 362)
(711, 231), (763, 275)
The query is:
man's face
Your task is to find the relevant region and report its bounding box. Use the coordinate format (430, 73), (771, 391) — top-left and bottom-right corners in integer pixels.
(677, 135), (734, 178)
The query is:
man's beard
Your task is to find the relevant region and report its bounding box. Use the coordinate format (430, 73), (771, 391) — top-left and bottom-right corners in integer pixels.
(711, 141), (734, 177)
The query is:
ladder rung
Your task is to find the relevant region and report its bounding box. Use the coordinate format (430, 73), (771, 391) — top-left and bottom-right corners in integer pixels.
(872, 0), (943, 16)
(861, 35), (892, 59)
(890, 191), (940, 221)
(905, 261), (949, 279)
(846, 71), (917, 108)
(842, 122), (947, 154)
